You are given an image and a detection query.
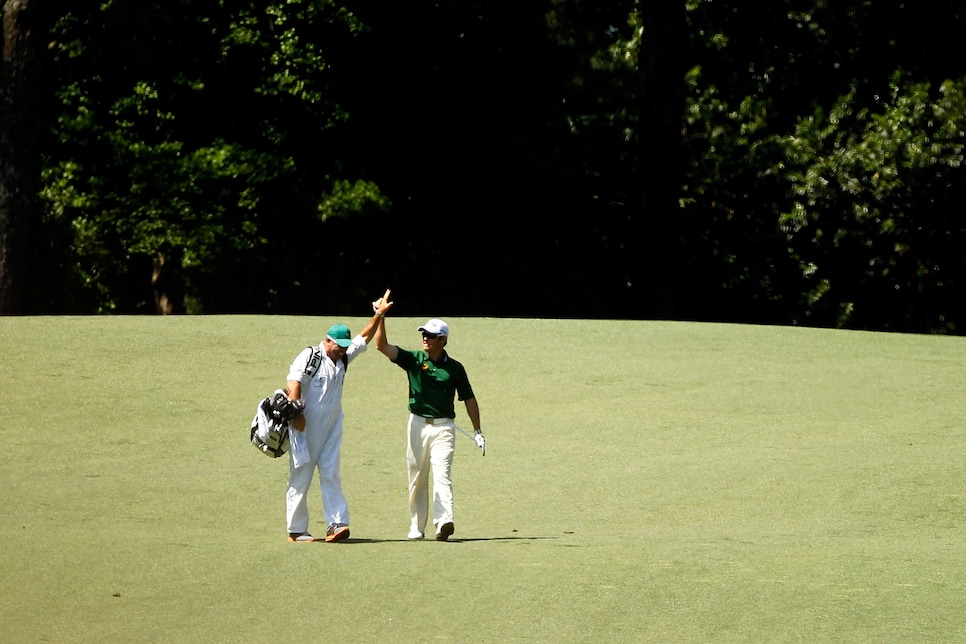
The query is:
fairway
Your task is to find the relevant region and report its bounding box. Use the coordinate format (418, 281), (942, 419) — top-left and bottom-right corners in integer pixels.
(2, 315), (965, 642)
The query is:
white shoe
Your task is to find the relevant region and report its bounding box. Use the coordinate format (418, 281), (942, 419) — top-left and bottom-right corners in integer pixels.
(407, 529), (424, 540)
(287, 532), (316, 543)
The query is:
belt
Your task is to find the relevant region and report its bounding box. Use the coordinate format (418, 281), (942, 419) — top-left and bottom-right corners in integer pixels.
(415, 415), (452, 425)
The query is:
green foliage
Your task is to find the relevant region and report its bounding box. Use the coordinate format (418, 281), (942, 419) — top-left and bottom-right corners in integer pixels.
(679, 1), (966, 330)
(35, 0), (384, 313)
(779, 74), (966, 331)
(317, 179), (391, 222)
(22, 0), (966, 332)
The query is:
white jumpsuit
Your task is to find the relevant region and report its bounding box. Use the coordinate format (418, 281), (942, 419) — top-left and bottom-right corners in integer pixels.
(284, 336), (366, 534)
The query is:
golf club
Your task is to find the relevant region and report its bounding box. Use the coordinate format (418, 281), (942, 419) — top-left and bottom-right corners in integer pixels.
(454, 424), (485, 456)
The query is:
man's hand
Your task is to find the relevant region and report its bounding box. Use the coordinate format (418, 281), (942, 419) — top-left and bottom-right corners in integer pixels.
(284, 398), (305, 420)
(373, 288), (394, 316)
(475, 430), (486, 456)
(270, 391), (304, 422)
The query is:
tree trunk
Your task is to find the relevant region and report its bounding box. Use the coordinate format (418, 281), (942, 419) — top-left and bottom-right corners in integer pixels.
(634, 2), (686, 319)
(152, 245), (186, 315)
(0, 0), (42, 314)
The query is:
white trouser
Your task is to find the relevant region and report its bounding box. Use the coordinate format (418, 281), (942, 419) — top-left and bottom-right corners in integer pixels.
(407, 414), (456, 535)
(286, 407), (348, 533)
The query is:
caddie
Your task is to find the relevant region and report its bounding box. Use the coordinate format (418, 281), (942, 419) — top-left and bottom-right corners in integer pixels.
(283, 289), (393, 543)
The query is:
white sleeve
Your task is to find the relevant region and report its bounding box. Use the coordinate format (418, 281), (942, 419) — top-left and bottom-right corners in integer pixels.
(346, 334), (368, 364)
(286, 347), (314, 382)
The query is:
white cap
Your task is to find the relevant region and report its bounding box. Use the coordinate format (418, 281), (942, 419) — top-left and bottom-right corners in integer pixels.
(417, 318), (449, 337)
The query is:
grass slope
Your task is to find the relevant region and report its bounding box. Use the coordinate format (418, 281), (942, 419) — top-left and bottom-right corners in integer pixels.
(1, 316), (965, 642)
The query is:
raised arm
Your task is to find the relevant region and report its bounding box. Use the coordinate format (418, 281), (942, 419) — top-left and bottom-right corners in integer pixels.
(373, 295), (399, 361)
(358, 288), (394, 344)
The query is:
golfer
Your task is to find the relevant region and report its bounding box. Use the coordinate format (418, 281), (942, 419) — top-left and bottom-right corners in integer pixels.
(373, 299), (483, 541)
(283, 290), (393, 543)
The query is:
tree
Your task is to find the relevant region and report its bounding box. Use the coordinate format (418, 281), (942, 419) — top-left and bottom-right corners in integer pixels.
(20, 0), (966, 332)
(780, 75), (966, 333)
(34, 0), (382, 314)
(0, 0), (45, 314)
(334, 0), (588, 316)
(539, 1), (687, 318)
(633, 4), (687, 318)
(679, 0), (966, 331)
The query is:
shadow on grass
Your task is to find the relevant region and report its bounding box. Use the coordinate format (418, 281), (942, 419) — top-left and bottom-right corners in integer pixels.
(338, 536), (560, 544)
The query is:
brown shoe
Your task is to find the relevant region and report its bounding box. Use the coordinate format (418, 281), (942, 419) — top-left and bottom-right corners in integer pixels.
(435, 522), (454, 541)
(325, 524), (350, 542)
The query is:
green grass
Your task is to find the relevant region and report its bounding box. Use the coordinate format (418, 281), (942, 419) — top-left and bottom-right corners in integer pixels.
(2, 315), (965, 642)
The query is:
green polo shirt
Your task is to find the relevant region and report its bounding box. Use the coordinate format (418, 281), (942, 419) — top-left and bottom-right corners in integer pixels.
(392, 349), (474, 419)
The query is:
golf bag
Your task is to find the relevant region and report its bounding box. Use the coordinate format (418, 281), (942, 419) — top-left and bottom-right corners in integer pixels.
(249, 345), (323, 458)
(250, 391), (296, 458)
(249, 345), (348, 458)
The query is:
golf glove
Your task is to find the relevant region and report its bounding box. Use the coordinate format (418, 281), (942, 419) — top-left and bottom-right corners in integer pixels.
(269, 390), (304, 422)
(474, 430), (486, 456)
(286, 398), (306, 419)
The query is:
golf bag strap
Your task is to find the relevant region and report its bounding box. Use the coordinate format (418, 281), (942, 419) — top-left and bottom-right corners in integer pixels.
(304, 346), (323, 379)
(302, 345), (347, 380)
